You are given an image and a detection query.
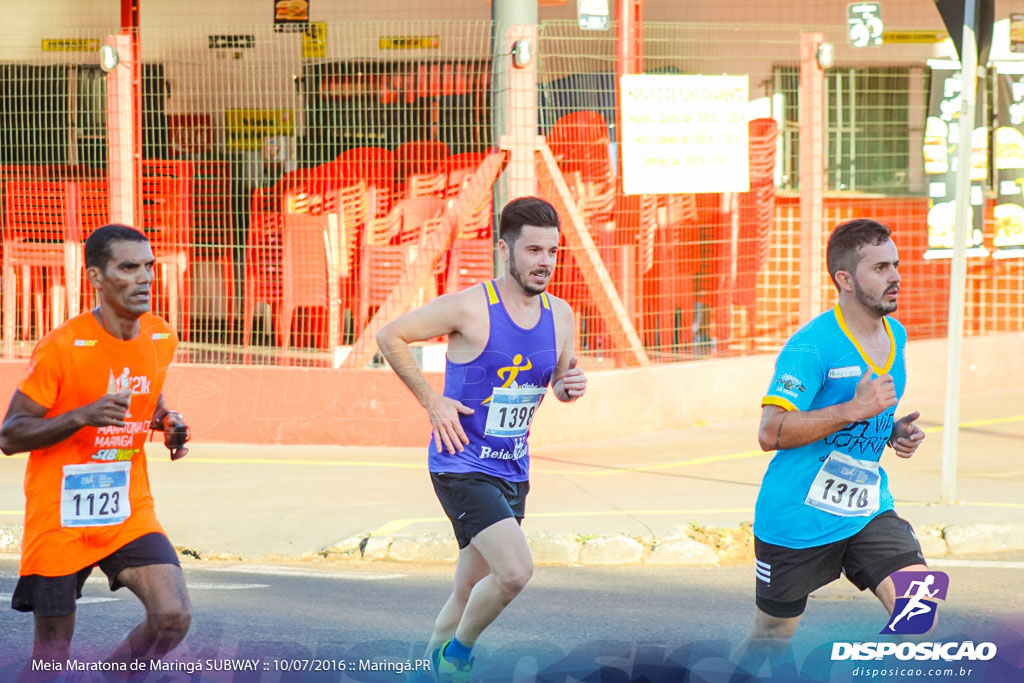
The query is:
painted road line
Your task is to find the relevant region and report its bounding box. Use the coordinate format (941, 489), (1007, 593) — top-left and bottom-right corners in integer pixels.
(153, 458), (426, 469)
(0, 593), (117, 605)
(575, 450), (768, 477)
(184, 582), (270, 590)
(371, 517), (448, 535)
(583, 414), (1024, 477)
(369, 500), (1024, 536)
(922, 414), (1024, 434)
(0, 511), (22, 516)
(164, 413), (1024, 477)
(195, 565), (406, 580)
(893, 500), (1024, 508)
(929, 559), (1024, 569)
(956, 501), (1024, 508)
(370, 507), (757, 536)
(1, 415), (1020, 478)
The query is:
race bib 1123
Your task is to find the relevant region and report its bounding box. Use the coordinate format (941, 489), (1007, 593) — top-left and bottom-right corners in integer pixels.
(60, 462), (131, 527)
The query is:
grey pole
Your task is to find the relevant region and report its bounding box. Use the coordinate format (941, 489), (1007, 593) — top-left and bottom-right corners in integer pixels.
(941, 0), (978, 503)
(491, 0), (538, 275)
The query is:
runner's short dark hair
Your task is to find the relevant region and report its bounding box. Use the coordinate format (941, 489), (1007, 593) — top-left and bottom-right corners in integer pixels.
(85, 224), (149, 272)
(499, 197), (560, 247)
(826, 219), (893, 289)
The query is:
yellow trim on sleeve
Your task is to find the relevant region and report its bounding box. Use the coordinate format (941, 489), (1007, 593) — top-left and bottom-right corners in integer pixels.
(833, 305), (895, 374)
(483, 280), (499, 305)
(762, 395), (798, 412)
(540, 292), (551, 310)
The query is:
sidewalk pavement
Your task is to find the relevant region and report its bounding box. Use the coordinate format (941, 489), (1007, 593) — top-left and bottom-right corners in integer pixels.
(1, 388), (1022, 567)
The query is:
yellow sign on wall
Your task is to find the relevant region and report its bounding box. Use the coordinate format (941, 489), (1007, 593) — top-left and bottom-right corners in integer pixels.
(42, 39), (100, 52)
(379, 36), (440, 50)
(882, 30), (947, 44)
(302, 22), (327, 59)
(225, 109), (294, 150)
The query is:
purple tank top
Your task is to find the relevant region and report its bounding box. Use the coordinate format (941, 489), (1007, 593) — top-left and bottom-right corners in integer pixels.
(427, 280), (558, 482)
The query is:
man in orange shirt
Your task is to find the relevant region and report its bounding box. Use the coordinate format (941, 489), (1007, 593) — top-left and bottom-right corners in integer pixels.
(0, 224), (192, 666)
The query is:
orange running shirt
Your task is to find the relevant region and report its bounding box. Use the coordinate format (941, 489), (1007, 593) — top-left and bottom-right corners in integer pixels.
(17, 311), (178, 577)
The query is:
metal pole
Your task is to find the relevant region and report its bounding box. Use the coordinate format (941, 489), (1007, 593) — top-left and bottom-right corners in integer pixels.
(121, 0), (141, 226)
(491, 0), (538, 275)
(106, 33), (137, 226)
(616, 0), (643, 173)
(798, 33), (825, 324)
(941, 0), (978, 503)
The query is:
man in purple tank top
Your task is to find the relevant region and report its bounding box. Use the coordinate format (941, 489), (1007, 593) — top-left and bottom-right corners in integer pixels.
(378, 197), (587, 681)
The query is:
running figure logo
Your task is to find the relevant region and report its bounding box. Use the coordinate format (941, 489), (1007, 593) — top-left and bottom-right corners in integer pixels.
(482, 354), (533, 405)
(881, 570), (949, 635)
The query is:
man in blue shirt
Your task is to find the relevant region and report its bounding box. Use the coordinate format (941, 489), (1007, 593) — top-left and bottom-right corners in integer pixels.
(377, 197), (587, 682)
(736, 219), (927, 674)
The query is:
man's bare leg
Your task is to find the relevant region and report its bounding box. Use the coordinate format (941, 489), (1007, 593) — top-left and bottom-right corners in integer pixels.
(105, 564), (191, 664)
(732, 608), (801, 679)
(31, 613), (75, 663)
(425, 544), (491, 655)
(451, 518), (533, 648)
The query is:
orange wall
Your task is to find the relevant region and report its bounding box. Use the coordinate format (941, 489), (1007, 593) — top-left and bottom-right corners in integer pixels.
(1, 331), (1021, 448)
(0, 362), (443, 448)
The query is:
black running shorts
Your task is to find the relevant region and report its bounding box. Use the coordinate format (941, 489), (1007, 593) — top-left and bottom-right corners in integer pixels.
(430, 471), (529, 548)
(754, 511), (925, 618)
(12, 532), (181, 616)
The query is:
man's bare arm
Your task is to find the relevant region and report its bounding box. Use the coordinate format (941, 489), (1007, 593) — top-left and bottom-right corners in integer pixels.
(549, 297), (586, 403)
(376, 292), (477, 454)
(377, 293), (468, 406)
(757, 369), (897, 452)
(0, 389), (131, 456)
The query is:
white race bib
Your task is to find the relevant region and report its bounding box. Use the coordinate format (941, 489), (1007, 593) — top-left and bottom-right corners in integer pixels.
(804, 451), (880, 517)
(60, 462), (131, 527)
(483, 387), (546, 438)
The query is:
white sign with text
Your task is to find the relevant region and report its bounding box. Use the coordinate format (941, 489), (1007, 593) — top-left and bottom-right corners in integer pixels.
(620, 74), (749, 195)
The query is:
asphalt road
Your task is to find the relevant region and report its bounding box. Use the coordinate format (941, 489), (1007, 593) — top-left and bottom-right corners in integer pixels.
(1, 554), (1022, 682)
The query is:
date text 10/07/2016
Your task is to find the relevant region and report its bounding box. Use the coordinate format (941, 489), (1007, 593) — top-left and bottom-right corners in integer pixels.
(33, 659), (432, 675)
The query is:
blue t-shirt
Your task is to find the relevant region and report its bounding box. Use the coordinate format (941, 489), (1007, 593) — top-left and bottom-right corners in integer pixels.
(754, 306), (908, 549)
(427, 280), (558, 482)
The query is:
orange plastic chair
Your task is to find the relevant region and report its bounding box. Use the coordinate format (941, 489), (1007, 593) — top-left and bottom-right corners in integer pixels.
(2, 181), (81, 350)
(356, 197), (443, 332)
(445, 152), (486, 196)
(140, 167), (192, 340)
(279, 212), (343, 351)
(242, 185), (285, 352)
(735, 118), (779, 340)
(445, 239), (493, 294)
(339, 147), (395, 217)
(320, 181), (370, 329)
(648, 192), (699, 351)
(407, 171), (447, 199)
(547, 111), (614, 189)
(442, 186), (493, 294)
(394, 140), (449, 195)
(75, 180), (112, 312)
(188, 161), (234, 331)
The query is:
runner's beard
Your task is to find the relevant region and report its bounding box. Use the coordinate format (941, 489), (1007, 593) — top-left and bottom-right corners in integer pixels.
(508, 250), (549, 296)
(853, 276), (898, 316)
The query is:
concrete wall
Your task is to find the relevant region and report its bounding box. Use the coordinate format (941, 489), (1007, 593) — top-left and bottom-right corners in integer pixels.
(1, 332), (1020, 448)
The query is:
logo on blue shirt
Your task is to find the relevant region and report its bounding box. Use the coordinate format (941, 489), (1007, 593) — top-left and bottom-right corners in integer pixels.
(775, 373), (806, 398)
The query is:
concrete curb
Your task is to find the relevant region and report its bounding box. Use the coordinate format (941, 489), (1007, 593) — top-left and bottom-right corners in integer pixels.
(316, 520), (1024, 566)
(1, 521), (1022, 565)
